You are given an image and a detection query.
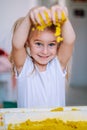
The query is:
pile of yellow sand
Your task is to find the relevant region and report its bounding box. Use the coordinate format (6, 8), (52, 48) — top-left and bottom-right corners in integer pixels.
(8, 118), (87, 130)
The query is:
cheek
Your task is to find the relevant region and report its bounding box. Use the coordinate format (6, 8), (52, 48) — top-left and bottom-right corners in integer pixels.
(30, 46), (40, 55)
(51, 47), (57, 54)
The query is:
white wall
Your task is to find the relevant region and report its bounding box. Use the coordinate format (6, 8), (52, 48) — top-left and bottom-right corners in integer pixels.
(67, 0), (87, 87)
(0, 0), (37, 53)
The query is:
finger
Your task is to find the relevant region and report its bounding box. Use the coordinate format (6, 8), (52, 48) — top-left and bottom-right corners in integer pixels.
(39, 7), (50, 24)
(56, 8), (62, 20)
(46, 9), (51, 21)
(39, 10), (47, 24)
(51, 7), (56, 24)
(29, 6), (41, 25)
(62, 7), (68, 18)
(29, 11), (37, 25)
(34, 10), (42, 25)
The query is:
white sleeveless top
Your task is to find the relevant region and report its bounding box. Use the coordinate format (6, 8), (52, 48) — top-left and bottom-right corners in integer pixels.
(16, 56), (66, 108)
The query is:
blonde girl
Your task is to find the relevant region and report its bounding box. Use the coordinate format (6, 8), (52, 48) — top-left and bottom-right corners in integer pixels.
(11, 5), (76, 108)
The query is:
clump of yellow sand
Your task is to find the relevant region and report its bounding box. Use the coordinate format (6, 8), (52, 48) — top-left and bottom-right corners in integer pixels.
(32, 11), (67, 43)
(8, 118), (87, 130)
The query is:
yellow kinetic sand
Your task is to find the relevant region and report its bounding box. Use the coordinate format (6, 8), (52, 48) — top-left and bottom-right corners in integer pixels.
(32, 11), (67, 43)
(8, 118), (87, 130)
(0, 107), (87, 130)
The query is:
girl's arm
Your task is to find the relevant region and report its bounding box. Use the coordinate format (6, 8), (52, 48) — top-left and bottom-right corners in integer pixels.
(12, 6), (50, 73)
(51, 5), (76, 71)
(58, 19), (76, 70)
(12, 15), (31, 73)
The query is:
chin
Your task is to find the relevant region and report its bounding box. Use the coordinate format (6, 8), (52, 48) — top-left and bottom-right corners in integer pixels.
(38, 61), (48, 66)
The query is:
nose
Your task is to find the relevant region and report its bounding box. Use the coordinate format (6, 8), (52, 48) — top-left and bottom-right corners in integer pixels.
(42, 46), (48, 54)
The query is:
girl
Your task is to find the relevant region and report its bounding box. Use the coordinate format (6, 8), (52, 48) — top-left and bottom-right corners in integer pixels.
(11, 5), (76, 108)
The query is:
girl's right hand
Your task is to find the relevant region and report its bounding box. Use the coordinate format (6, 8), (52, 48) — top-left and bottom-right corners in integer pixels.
(29, 6), (51, 25)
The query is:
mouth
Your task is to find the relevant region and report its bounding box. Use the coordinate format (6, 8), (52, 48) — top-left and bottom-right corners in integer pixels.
(38, 55), (49, 59)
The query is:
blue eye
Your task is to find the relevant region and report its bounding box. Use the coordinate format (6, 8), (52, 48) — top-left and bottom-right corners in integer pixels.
(49, 43), (56, 46)
(35, 42), (42, 46)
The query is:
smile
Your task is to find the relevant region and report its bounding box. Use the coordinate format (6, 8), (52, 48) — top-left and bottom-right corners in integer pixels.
(38, 55), (49, 59)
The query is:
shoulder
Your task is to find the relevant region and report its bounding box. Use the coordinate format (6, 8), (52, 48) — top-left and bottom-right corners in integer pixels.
(15, 56), (34, 78)
(49, 57), (67, 77)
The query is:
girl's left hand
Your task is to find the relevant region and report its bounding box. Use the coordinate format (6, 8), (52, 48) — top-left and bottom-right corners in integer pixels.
(50, 5), (68, 24)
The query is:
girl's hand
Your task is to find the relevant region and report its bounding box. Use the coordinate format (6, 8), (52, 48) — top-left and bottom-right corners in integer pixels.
(50, 5), (68, 24)
(29, 6), (51, 25)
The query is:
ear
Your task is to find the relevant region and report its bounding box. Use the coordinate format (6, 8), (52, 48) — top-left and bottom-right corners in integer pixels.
(25, 39), (30, 47)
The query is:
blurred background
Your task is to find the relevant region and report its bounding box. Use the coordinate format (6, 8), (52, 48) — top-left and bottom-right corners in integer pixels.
(0, 0), (87, 108)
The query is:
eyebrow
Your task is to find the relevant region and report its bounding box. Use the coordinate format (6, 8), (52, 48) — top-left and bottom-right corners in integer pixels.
(34, 39), (57, 42)
(34, 39), (42, 42)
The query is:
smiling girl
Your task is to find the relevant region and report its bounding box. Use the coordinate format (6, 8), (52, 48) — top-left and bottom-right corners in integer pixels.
(11, 5), (76, 108)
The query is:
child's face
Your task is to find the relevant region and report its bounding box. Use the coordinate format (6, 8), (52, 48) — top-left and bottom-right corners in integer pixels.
(29, 29), (58, 68)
